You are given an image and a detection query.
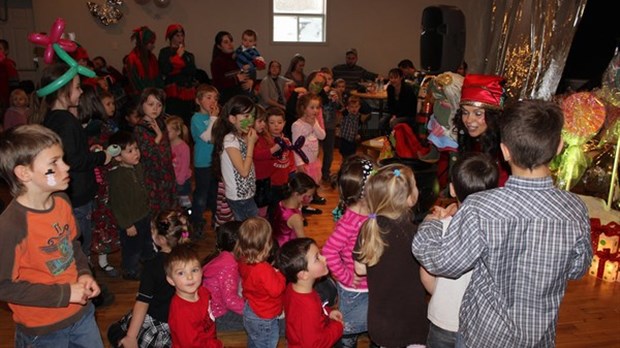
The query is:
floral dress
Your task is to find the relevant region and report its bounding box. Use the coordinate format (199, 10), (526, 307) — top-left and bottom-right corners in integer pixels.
(87, 119), (121, 254)
(134, 117), (177, 214)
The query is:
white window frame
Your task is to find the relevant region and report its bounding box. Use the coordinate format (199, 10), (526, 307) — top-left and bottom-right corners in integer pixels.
(272, 0), (327, 43)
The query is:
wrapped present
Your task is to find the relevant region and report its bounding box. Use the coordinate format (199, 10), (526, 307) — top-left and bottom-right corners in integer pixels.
(589, 218), (620, 282)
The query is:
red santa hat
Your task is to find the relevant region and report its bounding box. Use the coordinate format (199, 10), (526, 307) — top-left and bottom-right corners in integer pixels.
(165, 24), (184, 40)
(460, 74), (506, 110)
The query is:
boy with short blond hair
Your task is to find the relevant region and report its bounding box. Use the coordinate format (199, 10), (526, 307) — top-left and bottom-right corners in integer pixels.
(0, 124), (103, 347)
(190, 84), (220, 234)
(277, 237), (343, 348)
(412, 99), (593, 347)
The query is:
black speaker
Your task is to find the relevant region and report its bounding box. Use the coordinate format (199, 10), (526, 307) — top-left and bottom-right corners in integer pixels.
(420, 5), (466, 74)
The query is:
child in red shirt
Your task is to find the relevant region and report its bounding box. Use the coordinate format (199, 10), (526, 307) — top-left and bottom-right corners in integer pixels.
(277, 237), (343, 347)
(252, 106), (273, 218)
(165, 244), (223, 348)
(234, 217), (286, 348)
(265, 107), (296, 214)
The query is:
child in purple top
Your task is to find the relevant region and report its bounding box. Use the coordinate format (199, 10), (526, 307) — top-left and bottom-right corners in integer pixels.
(322, 155), (374, 348)
(271, 173), (317, 246)
(202, 221), (245, 331)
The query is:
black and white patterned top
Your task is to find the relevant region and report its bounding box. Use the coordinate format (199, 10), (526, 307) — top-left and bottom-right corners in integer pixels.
(221, 133), (256, 200)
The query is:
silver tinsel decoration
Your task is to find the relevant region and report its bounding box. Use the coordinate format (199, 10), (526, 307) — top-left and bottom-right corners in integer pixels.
(87, 0), (124, 26)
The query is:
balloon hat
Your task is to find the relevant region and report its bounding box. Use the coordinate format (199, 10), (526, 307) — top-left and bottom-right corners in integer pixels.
(36, 44), (96, 97)
(27, 18), (77, 65)
(28, 18), (96, 97)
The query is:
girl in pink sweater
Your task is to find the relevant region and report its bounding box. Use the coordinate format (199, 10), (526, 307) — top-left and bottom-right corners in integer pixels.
(166, 116), (192, 209)
(322, 155), (375, 348)
(202, 221), (244, 331)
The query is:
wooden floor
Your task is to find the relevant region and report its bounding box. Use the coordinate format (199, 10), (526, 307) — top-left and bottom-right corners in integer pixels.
(1, 152), (619, 347)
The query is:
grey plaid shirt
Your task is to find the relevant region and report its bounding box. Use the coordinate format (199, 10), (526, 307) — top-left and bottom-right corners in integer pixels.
(412, 176), (592, 347)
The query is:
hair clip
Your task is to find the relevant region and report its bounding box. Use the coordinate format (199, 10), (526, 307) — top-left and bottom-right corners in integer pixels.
(181, 231), (189, 239)
(370, 169), (378, 176)
(393, 169), (401, 177)
(368, 213), (377, 219)
(332, 206), (344, 222)
(358, 159), (374, 199)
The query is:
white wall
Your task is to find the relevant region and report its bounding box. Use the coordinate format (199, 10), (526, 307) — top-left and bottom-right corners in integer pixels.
(31, 0), (487, 79)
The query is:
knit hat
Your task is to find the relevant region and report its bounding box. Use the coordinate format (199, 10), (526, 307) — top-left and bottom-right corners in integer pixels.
(165, 24), (184, 40)
(132, 26), (156, 46)
(460, 74), (505, 110)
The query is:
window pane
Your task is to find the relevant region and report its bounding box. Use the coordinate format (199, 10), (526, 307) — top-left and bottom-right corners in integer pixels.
(298, 16), (323, 42)
(273, 15), (298, 42)
(274, 0), (323, 14)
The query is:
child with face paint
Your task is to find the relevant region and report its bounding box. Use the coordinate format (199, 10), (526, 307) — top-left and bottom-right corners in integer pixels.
(0, 125), (104, 347)
(271, 172), (318, 247)
(212, 95), (259, 221)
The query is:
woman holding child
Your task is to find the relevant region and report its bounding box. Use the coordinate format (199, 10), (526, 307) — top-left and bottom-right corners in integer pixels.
(210, 31), (254, 105)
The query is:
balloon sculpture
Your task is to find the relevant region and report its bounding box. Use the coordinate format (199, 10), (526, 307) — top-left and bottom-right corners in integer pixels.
(27, 18), (77, 64)
(27, 19), (96, 97)
(274, 136), (309, 164)
(35, 44), (96, 97)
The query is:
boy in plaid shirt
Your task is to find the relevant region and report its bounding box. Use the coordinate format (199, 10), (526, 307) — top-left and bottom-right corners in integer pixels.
(339, 96), (366, 159)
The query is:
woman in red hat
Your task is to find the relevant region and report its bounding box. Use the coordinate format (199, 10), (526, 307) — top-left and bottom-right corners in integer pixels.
(158, 24), (197, 126)
(454, 74), (510, 185)
(126, 26), (162, 96)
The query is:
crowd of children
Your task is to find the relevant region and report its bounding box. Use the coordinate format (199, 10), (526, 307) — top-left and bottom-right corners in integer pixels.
(0, 22), (594, 348)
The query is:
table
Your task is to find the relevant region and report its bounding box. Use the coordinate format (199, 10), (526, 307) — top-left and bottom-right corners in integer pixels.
(360, 136), (386, 159)
(350, 90), (388, 139)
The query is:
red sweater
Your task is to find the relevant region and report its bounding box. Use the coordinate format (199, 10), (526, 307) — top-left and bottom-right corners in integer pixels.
(238, 261), (286, 318)
(253, 135), (275, 180)
(283, 284), (343, 347)
(168, 286), (223, 348)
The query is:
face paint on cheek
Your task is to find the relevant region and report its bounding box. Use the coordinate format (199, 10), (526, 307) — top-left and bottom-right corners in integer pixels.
(239, 117), (254, 132)
(45, 169), (57, 186)
(309, 82), (323, 94)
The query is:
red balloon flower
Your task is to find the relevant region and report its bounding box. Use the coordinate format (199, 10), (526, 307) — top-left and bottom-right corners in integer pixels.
(28, 17), (77, 64)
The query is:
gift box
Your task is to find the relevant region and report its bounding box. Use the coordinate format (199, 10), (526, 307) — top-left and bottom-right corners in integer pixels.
(589, 219), (620, 282)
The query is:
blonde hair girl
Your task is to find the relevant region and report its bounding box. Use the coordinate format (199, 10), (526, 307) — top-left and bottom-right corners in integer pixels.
(353, 164), (429, 346)
(233, 217), (286, 348)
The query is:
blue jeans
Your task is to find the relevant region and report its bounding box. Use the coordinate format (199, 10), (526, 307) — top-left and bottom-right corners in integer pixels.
(73, 201), (94, 258)
(15, 303), (103, 347)
(426, 322), (457, 348)
(321, 128), (336, 179)
(119, 214), (154, 275)
(228, 198), (258, 221)
(338, 285), (369, 348)
(216, 310), (245, 332)
(243, 302), (280, 348)
(191, 167), (217, 224)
